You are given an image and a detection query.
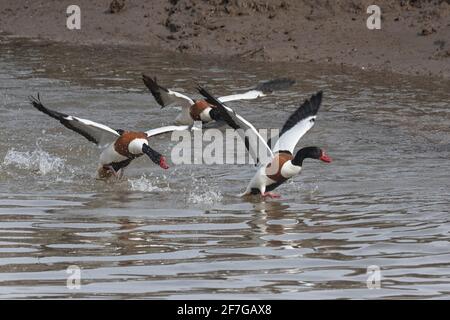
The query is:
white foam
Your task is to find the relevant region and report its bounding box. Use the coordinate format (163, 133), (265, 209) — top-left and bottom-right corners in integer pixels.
(187, 177), (223, 205)
(3, 148), (65, 175)
(128, 175), (170, 192)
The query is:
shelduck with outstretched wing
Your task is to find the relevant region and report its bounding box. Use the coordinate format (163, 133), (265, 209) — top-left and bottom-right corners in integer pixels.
(270, 91), (323, 154)
(197, 86), (273, 166)
(212, 78), (296, 103)
(29, 95), (188, 179)
(142, 74), (295, 126)
(197, 89), (332, 198)
(142, 75), (194, 110)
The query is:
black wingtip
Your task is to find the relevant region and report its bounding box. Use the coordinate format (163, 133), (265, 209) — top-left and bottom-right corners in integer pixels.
(197, 85), (217, 104)
(197, 85), (212, 104)
(197, 86), (240, 130)
(310, 90), (323, 110)
(142, 74), (168, 107)
(142, 73), (154, 83)
(304, 90), (323, 114)
(316, 90), (323, 98)
(29, 93), (42, 108)
(142, 74), (156, 88)
(197, 85), (224, 111)
(28, 93), (66, 122)
(256, 78), (296, 94)
(279, 90), (324, 136)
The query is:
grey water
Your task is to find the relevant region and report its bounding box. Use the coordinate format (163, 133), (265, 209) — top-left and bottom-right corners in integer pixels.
(0, 35), (449, 299)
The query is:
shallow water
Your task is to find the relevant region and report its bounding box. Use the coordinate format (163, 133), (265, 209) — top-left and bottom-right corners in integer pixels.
(0, 35), (450, 299)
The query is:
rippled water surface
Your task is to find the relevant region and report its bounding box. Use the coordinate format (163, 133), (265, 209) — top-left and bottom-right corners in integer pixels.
(1, 36), (449, 299)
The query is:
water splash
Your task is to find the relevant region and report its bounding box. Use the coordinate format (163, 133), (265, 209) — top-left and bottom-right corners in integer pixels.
(187, 177), (223, 205)
(128, 174), (170, 192)
(3, 148), (65, 175)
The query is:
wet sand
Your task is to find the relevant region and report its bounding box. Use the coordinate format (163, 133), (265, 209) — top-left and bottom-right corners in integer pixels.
(1, 0), (449, 78)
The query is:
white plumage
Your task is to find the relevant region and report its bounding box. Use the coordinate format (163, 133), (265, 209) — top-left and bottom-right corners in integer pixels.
(271, 115), (316, 154)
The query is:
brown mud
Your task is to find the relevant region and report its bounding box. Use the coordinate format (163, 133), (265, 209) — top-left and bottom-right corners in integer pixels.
(1, 0), (449, 78)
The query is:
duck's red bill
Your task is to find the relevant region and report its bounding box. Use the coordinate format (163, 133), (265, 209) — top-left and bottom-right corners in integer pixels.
(320, 153), (332, 163)
(159, 157), (169, 169)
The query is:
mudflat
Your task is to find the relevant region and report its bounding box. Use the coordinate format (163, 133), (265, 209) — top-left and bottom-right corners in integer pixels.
(1, 0), (449, 78)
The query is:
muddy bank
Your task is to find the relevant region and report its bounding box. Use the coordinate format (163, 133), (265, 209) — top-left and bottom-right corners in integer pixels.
(1, 0), (449, 78)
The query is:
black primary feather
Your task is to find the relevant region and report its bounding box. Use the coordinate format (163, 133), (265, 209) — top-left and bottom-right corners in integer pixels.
(255, 78), (296, 94)
(29, 94), (99, 145)
(279, 91), (322, 137)
(197, 86), (240, 130)
(142, 74), (168, 107)
(198, 86), (261, 165)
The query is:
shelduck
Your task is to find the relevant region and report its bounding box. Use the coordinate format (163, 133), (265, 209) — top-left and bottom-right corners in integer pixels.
(142, 74), (295, 126)
(197, 89), (332, 198)
(29, 95), (189, 179)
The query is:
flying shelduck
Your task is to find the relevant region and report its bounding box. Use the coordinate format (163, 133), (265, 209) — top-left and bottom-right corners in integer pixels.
(29, 95), (189, 179)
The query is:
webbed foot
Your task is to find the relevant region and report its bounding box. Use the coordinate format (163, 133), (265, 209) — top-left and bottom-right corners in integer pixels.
(261, 192), (281, 199)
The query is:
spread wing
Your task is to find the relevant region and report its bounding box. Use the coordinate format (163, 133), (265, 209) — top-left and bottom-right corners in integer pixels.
(29, 94), (120, 147)
(142, 74), (194, 109)
(197, 86), (274, 165)
(145, 125), (190, 138)
(217, 78), (295, 103)
(271, 91), (323, 154)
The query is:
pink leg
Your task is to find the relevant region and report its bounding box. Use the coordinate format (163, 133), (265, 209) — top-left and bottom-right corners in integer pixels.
(105, 165), (119, 178)
(117, 169), (124, 180)
(262, 192), (281, 198)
